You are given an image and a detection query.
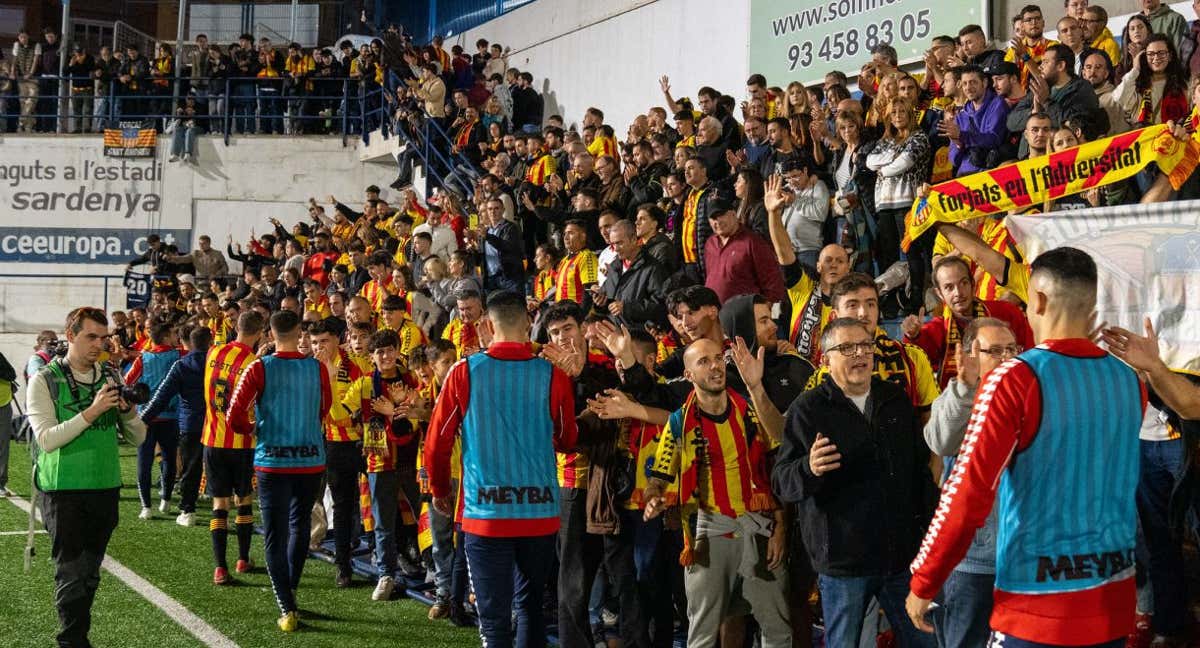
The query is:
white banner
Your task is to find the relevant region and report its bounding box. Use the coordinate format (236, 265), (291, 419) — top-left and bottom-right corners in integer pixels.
(1008, 201), (1200, 372)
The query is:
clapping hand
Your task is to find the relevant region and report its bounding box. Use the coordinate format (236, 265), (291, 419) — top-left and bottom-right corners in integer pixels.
(808, 433), (842, 476)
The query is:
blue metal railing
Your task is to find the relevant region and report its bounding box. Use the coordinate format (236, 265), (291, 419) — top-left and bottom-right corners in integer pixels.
(0, 274), (124, 314)
(2, 75), (396, 148)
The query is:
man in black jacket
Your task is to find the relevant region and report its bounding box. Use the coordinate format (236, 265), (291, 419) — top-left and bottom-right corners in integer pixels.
(773, 317), (935, 648)
(473, 196), (525, 292)
(718, 293), (813, 414)
(598, 220), (668, 332)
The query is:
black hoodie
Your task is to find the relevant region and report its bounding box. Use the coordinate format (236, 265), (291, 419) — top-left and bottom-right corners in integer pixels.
(718, 294), (814, 413)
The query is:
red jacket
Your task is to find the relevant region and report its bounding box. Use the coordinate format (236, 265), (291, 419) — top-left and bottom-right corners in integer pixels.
(906, 299), (1035, 387)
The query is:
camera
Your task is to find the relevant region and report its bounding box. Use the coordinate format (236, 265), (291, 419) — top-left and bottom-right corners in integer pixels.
(118, 383), (151, 406)
(50, 339), (70, 357)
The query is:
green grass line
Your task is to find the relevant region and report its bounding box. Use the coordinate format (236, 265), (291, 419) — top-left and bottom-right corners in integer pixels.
(0, 441), (479, 647)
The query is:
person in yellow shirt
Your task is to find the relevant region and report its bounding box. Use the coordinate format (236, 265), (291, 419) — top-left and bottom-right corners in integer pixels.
(379, 295), (427, 360)
(1005, 5), (1058, 88)
(344, 321), (376, 375)
(302, 280), (332, 319)
(1083, 6), (1121, 66)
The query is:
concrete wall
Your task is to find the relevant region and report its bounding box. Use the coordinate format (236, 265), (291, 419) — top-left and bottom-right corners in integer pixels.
(451, 0), (751, 137)
(0, 133), (398, 334)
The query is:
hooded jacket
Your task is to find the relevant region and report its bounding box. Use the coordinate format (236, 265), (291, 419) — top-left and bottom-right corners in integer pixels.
(718, 294), (814, 413)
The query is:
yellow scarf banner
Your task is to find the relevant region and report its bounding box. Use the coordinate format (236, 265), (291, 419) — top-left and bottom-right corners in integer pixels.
(902, 123), (1200, 250)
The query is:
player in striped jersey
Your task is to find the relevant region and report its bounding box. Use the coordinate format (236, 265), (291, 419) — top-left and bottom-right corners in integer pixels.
(201, 310), (265, 585)
(311, 320), (365, 588)
(201, 293), (234, 345)
(380, 294), (427, 359)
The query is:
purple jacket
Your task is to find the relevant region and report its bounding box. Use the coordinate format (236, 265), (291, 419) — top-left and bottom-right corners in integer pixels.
(950, 90), (1011, 175)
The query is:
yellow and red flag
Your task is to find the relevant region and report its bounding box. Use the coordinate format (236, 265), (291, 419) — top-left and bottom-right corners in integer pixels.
(903, 122), (1200, 250)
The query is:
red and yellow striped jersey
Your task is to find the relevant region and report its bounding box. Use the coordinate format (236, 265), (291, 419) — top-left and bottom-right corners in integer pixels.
(382, 316), (428, 359)
(554, 249), (598, 304)
(334, 373), (418, 472)
(682, 186), (706, 264)
(359, 277), (394, 312)
(933, 217), (1023, 302)
(332, 220), (355, 243)
(525, 153), (557, 186)
(203, 315), (233, 346)
(533, 268), (556, 302)
(305, 295), (332, 319)
(587, 134), (619, 161)
(325, 350), (366, 442)
(649, 388), (777, 518)
(625, 419), (663, 510)
(441, 317), (480, 358)
(202, 341), (257, 449)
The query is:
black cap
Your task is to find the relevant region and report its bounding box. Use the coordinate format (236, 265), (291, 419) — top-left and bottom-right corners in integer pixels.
(985, 61), (1020, 78)
(707, 192), (736, 214)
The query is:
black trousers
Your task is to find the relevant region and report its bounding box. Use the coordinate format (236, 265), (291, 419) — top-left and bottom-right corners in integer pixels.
(557, 488), (648, 648)
(324, 440), (364, 569)
(40, 488), (120, 648)
(177, 431), (204, 513)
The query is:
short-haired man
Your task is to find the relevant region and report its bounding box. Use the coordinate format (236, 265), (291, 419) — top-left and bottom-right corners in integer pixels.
(908, 248), (1146, 647)
(227, 310), (333, 632)
(921, 317), (1019, 647)
(140, 326), (215, 527)
(380, 294), (427, 358)
(200, 311), (266, 586)
(124, 320), (180, 520)
(956, 24), (1005, 71)
(1004, 5), (1058, 88)
(806, 273), (940, 414)
(426, 290), (578, 647)
(332, 328), (420, 602)
(1006, 44), (1098, 158)
(703, 195), (786, 305)
(598, 219), (669, 333)
(945, 66), (1011, 175)
(1143, 0), (1188, 49)
(26, 308), (147, 648)
(902, 256), (1033, 388)
(309, 319), (365, 587)
(1082, 6), (1120, 66)
(442, 289), (485, 357)
(774, 317), (935, 648)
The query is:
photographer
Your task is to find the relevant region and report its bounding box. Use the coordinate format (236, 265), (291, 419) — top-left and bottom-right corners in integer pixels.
(25, 307), (146, 648)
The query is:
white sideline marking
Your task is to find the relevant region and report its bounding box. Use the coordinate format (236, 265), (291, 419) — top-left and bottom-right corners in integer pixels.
(0, 529), (46, 535)
(5, 493), (239, 648)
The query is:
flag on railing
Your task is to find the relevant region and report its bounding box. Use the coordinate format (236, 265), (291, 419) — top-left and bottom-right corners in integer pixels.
(104, 120), (157, 158)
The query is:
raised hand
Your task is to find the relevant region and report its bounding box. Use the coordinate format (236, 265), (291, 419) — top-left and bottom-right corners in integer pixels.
(730, 336), (765, 391)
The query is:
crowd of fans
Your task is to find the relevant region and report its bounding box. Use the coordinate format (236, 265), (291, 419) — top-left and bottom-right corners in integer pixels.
(14, 1), (1200, 647)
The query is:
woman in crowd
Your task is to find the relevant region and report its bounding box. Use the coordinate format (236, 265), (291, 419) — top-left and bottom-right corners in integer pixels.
(1117, 14), (1154, 79)
(734, 167), (769, 240)
(865, 95), (929, 315)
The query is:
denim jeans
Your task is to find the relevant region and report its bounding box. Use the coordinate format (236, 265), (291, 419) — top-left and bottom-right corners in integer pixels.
(136, 420), (178, 508)
(1136, 437), (1187, 636)
(428, 482), (457, 597)
(257, 470), (321, 614)
(818, 571), (935, 648)
(171, 126), (196, 158)
(931, 570), (993, 648)
(368, 470), (399, 578)
(231, 84), (256, 133)
(465, 532), (556, 648)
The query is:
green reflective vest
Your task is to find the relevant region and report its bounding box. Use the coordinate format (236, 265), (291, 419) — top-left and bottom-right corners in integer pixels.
(35, 361), (122, 492)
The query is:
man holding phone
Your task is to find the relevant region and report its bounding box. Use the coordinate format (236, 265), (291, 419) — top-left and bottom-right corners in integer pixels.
(26, 307), (148, 648)
(773, 317), (936, 648)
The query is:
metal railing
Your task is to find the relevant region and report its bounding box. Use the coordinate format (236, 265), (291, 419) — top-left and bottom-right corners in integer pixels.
(2, 74), (398, 147)
(0, 274), (125, 332)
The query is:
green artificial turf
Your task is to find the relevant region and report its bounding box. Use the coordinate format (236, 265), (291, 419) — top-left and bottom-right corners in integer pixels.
(0, 442), (479, 647)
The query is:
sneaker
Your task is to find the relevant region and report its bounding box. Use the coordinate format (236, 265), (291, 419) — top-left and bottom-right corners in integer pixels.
(169, 155), (179, 162)
(159, 500), (171, 514)
(235, 558), (254, 574)
(138, 507), (153, 520)
(372, 575), (394, 601)
(448, 602), (474, 628)
(0, 487), (14, 498)
(428, 596), (451, 620)
(213, 567), (231, 585)
(277, 611), (299, 632)
(176, 512), (195, 527)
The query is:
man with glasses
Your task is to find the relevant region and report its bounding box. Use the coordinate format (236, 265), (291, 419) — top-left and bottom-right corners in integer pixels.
(1142, 0), (1187, 51)
(919, 317), (1020, 647)
(1081, 6), (1120, 66)
(1004, 5), (1057, 89)
(773, 317), (936, 648)
(901, 256), (1033, 388)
